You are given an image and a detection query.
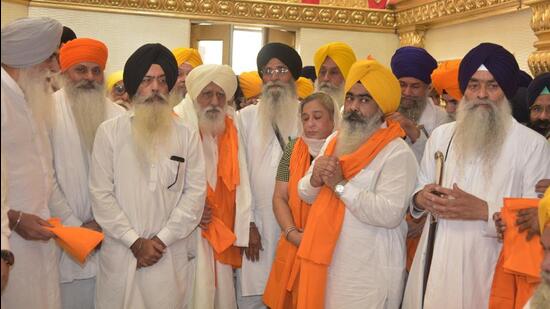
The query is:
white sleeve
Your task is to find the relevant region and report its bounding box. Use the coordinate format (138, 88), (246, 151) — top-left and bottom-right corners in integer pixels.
(236, 111), (255, 223)
(90, 124), (139, 248)
(1, 153), (10, 251)
(48, 171), (82, 227)
(407, 130), (428, 163)
(156, 128), (206, 247)
(234, 123), (252, 247)
(339, 146), (419, 228)
(409, 132), (438, 219)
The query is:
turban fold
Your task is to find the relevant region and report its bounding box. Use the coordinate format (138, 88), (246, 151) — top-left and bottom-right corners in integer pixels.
(296, 77), (314, 99)
(1, 17), (63, 68)
(314, 42), (357, 79)
(186, 64), (237, 102)
(301, 66), (317, 82)
(527, 72), (550, 107)
(123, 43), (178, 98)
(239, 71), (262, 99)
(60, 38), (108, 72)
(257, 42), (302, 80)
(539, 187), (550, 234)
(391, 46), (437, 84)
(518, 70), (533, 88)
(61, 26), (76, 45)
(458, 43), (519, 100)
(171, 47), (203, 68)
(345, 59), (401, 115)
(431, 59), (462, 101)
(106, 70), (124, 92)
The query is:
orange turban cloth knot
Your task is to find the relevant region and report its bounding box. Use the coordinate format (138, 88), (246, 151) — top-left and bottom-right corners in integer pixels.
(59, 38), (108, 72)
(431, 59), (462, 101)
(171, 47), (203, 68)
(239, 71), (262, 99)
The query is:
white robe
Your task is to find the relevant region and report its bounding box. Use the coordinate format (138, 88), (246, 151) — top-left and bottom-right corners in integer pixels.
(407, 98), (448, 162)
(175, 96), (252, 309)
(1, 153), (9, 252)
(89, 113), (206, 309)
(298, 127), (419, 309)
(50, 89), (125, 283)
(403, 119), (550, 309)
(236, 103), (300, 296)
(1, 67), (61, 308)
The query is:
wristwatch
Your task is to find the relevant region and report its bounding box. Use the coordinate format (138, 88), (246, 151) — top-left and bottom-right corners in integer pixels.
(1, 250), (14, 266)
(334, 180), (347, 197)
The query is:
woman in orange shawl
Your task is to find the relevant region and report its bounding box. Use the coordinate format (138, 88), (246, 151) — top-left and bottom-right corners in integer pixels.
(263, 92), (338, 309)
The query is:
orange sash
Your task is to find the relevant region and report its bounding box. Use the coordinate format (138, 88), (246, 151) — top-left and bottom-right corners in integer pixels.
(264, 138), (311, 309)
(201, 116), (242, 268)
(489, 198), (543, 309)
(46, 218), (104, 264)
(296, 120), (405, 309)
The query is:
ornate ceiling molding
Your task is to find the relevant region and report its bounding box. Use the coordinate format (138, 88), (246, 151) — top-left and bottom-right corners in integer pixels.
(25, 0), (396, 31)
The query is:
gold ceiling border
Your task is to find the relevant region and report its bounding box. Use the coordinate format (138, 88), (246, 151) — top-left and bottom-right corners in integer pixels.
(25, 0), (396, 32)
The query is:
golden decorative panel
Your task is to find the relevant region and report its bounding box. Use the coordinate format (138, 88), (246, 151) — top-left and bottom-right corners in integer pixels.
(526, 0), (550, 76)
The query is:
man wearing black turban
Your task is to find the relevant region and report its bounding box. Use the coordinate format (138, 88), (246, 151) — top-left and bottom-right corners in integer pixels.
(91, 43), (206, 309)
(403, 42), (550, 309)
(236, 42), (302, 309)
(527, 72), (550, 138)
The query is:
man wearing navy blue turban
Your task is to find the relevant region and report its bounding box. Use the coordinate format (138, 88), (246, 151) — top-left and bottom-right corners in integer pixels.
(403, 42), (550, 309)
(527, 72), (550, 138)
(389, 46), (449, 162)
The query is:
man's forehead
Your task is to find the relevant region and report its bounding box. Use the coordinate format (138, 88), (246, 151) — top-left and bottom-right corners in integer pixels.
(321, 57), (338, 69)
(398, 76), (425, 86)
(265, 58), (287, 68)
(70, 61), (102, 69)
(201, 81), (225, 94)
(469, 70), (496, 82)
(348, 82), (369, 94)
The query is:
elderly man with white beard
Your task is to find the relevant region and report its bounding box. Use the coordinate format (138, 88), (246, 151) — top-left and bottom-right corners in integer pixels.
(48, 37), (125, 309)
(90, 43), (206, 308)
(313, 42), (356, 111)
(295, 59), (418, 308)
(236, 42), (302, 308)
(174, 64), (252, 309)
(1, 17), (64, 308)
(403, 43), (550, 309)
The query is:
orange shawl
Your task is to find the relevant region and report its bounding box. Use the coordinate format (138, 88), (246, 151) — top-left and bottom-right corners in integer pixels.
(489, 198), (542, 309)
(264, 138), (311, 309)
(202, 116), (242, 268)
(296, 120), (404, 309)
(46, 218), (104, 264)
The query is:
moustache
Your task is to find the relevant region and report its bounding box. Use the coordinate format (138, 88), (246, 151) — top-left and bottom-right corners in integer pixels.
(343, 110), (366, 123)
(76, 80), (99, 90)
(468, 99), (496, 110)
(144, 93), (168, 103)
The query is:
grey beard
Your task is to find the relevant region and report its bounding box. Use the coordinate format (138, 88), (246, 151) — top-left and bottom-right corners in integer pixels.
(530, 278), (550, 309)
(398, 96), (428, 122)
(18, 66), (56, 129)
(315, 80), (345, 110)
(334, 109), (383, 157)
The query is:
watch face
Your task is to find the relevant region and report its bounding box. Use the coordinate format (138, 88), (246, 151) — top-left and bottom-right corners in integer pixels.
(335, 184), (344, 194)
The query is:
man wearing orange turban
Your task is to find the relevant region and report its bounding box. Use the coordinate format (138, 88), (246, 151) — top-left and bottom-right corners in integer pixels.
(238, 71), (262, 108)
(52, 37), (125, 309)
(431, 59), (462, 121)
(296, 59), (418, 308)
(171, 47), (203, 103)
(313, 42), (356, 111)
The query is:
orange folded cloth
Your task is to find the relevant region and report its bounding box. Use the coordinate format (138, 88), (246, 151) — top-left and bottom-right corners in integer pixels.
(489, 198), (542, 309)
(46, 218), (104, 264)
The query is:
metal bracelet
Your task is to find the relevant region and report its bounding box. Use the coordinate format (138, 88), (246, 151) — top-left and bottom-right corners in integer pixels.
(12, 211), (23, 231)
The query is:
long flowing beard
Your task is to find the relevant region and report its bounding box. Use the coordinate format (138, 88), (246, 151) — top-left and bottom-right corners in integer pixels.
(531, 276), (550, 309)
(398, 96), (428, 123)
(334, 109), (383, 157)
(453, 97), (512, 178)
(195, 101), (227, 137)
(315, 80), (345, 111)
(131, 93), (174, 165)
(258, 80), (299, 148)
(18, 66), (56, 129)
(64, 78), (107, 153)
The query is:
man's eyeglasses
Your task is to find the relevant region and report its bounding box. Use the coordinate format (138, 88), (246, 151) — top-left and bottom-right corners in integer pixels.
(113, 84), (126, 95)
(262, 66), (289, 77)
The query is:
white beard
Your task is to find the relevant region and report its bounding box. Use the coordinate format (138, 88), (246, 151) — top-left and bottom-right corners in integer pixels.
(194, 101), (227, 137)
(530, 274), (550, 309)
(63, 77), (107, 153)
(17, 66), (56, 129)
(315, 80), (345, 111)
(334, 109), (383, 157)
(453, 97), (512, 178)
(131, 93), (174, 165)
(258, 80), (299, 149)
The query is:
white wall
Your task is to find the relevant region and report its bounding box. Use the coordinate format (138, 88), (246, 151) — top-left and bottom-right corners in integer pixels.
(424, 9), (535, 73)
(28, 6), (191, 75)
(1, 1), (29, 27)
(298, 28), (399, 68)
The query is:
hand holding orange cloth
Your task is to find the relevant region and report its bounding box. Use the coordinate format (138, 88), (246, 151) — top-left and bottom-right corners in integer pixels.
(45, 218), (104, 264)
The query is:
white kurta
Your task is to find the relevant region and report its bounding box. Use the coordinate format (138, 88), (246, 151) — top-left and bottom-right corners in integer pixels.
(89, 113), (206, 309)
(236, 103), (300, 297)
(175, 96), (252, 309)
(403, 119), (550, 309)
(407, 99), (448, 162)
(1, 68), (61, 308)
(1, 153), (9, 251)
(50, 89), (125, 283)
(298, 127), (419, 309)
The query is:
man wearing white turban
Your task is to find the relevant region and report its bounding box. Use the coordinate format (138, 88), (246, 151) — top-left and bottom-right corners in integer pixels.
(1, 17), (64, 308)
(174, 64), (252, 309)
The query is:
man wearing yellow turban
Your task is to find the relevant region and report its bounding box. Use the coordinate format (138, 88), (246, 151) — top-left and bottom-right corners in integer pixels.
(53, 37), (125, 309)
(105, 70), (130, 110)
(296, 77), (314, 101)
(171, 47), (203, 103)
(431, 59), (462, 121)
(295, 59), (418, 308)
(313, 42), (356, 110)
(238, 71), (262, 108)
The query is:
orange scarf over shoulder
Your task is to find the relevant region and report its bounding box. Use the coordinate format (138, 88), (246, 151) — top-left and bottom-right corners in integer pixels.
(264, 138), (312, 309)
(296, 120), (404, 309)
(202, 116), (242, 268)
